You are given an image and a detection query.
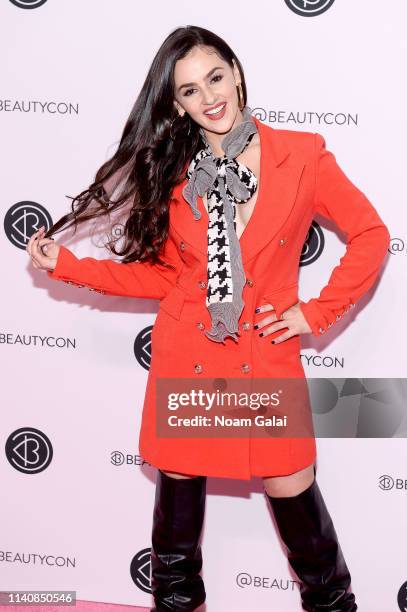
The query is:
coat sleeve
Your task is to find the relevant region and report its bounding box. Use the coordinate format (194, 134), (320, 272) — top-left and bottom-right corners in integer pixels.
(298, 132), (390, 337)
(46, 234), (183, 300)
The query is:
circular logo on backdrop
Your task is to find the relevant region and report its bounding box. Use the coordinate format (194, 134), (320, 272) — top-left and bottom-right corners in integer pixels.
(379, 474), (394, 490)
(398, 582), (407, 611)
(4, 201), (53, 250)
(9, 0), (48, 8)
(134, 325), (153, 371)
(284, 0), (336, 17)
(130, 548), (152, 594)
(299, 220), (324, 266)
(5, 427), (53, 474)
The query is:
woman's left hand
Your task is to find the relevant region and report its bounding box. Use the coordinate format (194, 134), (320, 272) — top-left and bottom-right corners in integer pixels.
(254, 301), (312, 343)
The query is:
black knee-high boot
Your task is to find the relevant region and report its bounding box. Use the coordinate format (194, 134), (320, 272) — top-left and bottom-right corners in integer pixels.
(150, 469), (207, 611)
(266, 475), (357, 611)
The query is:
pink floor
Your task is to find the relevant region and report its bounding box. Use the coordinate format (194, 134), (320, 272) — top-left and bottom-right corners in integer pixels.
(0, 602), (150, 612)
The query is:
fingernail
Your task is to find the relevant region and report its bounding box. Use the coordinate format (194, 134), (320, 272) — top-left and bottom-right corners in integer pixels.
(254, 324), (258, 330)
(271, 340), (275, 344)
(255, 307), (260, 313)
(259, 332), (263, 337)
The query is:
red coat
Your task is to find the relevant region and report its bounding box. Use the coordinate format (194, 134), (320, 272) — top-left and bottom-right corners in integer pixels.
(47, 116), (390, 480)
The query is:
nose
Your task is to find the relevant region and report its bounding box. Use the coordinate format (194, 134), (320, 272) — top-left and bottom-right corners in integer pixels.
(201, 85), (216, 106)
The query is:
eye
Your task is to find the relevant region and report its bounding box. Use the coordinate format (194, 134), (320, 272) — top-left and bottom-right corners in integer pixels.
(182, 74), (224, 97)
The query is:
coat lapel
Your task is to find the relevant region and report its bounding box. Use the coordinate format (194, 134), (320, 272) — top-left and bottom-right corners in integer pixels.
(170, 115), (305, 263)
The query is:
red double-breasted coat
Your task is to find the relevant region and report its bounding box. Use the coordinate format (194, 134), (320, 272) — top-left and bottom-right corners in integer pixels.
(47, 116), (390, 480)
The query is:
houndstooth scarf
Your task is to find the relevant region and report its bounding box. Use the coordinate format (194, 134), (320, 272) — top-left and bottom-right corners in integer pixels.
(182, 105), (258, 344)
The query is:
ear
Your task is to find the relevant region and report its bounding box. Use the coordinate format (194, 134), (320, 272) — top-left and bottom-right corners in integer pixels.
(173, 100), (185, 116)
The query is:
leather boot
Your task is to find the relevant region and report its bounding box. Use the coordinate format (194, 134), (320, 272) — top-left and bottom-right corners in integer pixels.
(150, 469), (206, 611)
(266, 476), (357, 611)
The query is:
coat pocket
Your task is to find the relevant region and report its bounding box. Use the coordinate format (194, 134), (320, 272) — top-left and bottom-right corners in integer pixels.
(262, 282), (299, 320)
(159, 285), (186, 320)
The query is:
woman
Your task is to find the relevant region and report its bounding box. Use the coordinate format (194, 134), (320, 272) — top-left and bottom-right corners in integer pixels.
(26, 25), (389, 612)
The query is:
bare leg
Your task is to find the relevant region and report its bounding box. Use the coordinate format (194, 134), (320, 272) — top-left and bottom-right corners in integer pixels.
(262, 463), (315, 497)
(161, 469), (199, 479)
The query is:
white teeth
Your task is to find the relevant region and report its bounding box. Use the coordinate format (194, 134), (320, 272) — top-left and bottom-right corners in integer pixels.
(205, 103), (226, 115)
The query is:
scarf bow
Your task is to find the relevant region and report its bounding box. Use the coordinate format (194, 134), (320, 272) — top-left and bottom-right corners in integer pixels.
(182, 106), (258, 344)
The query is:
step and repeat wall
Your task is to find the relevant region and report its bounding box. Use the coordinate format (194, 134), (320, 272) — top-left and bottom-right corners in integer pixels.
(1, 1), (406, 610)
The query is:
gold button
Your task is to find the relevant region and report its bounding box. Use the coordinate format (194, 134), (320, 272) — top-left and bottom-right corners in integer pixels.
(246, 279), (254, 287)
(241, 363), (250, 373)
(197, 322), (205, 330)
(242, 322), (251, 330)
(194, 364), (203, 374)
(180, 241), (185, 251)
(279, 237), (287, 246)
(198, 280), (207, 289)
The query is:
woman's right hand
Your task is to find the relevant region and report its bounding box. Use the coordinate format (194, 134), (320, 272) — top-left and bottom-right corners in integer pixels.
(26, 226), (60, 271)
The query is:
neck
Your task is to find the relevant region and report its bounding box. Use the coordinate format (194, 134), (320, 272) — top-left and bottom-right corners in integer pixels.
(201, 108), (245, 157)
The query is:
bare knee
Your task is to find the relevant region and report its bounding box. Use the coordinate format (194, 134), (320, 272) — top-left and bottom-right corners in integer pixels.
(160, 469), (199, 480)
(262, 464), (315, 497)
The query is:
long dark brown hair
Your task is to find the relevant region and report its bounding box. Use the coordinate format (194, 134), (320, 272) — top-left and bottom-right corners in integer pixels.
(45, 25), (248, 266)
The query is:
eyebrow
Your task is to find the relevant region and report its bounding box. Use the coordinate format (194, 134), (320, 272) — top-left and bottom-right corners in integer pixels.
(177, 66), (224, 92)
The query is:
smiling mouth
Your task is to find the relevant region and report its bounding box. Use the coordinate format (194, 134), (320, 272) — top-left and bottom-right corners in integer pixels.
(204, 102), (226, 116)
